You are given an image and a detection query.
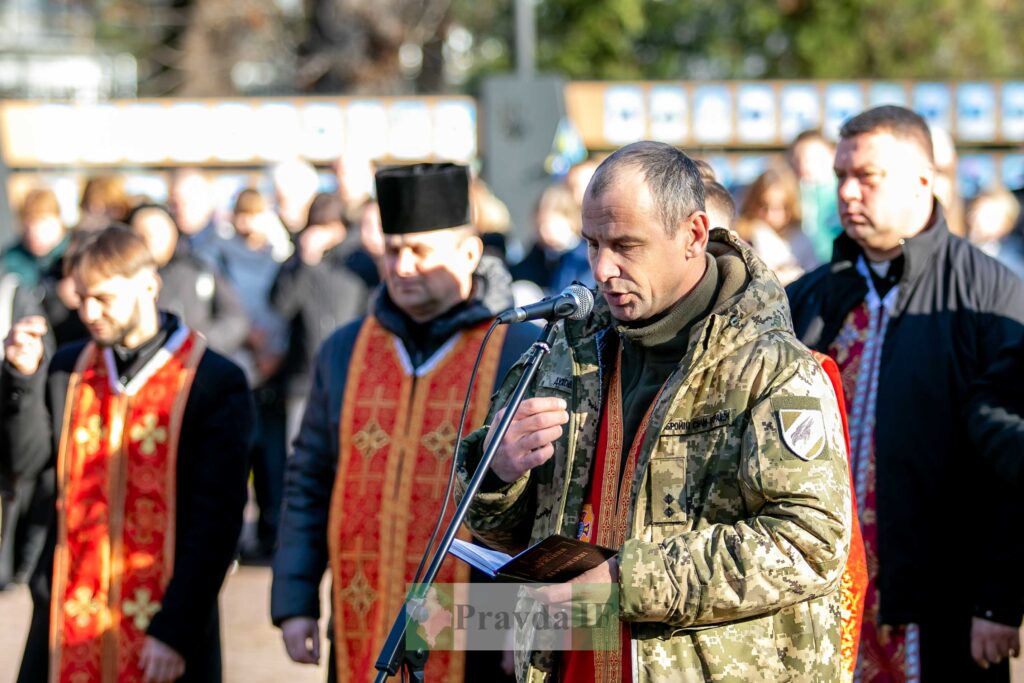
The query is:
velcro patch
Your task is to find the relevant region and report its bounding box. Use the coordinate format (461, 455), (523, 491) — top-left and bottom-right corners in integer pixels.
(777, 408), (826, 461)
(660, 409), (733, 436)
(538, 373), (573, 393)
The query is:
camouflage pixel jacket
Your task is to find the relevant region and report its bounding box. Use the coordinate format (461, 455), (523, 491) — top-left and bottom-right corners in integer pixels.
(456, 229), (852, 682)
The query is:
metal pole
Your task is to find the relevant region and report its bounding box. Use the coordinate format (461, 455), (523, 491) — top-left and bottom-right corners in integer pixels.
(514, 0), (536, 80)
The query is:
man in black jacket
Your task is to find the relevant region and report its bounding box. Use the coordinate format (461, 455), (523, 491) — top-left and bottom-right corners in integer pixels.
(271, 164), (535, 682)
(787, 105), (1024, 681)
(1, 226), (254, 682)
(271, 192), (368, 442)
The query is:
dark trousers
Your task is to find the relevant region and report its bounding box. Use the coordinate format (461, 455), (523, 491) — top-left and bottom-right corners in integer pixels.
(250, 390), (287, 551)
(0, 469), (52, 586)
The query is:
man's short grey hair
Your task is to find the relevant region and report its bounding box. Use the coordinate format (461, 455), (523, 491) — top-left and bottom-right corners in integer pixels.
(586, 141), (706, 237)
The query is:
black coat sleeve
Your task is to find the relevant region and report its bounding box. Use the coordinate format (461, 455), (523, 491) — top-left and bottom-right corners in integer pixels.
(0, 352), (63, 485)
(968, 341), (1024, 490)
(146, 353), (255, 658)
(961, 249), (1024, 625)
(270, 321), (360, 625)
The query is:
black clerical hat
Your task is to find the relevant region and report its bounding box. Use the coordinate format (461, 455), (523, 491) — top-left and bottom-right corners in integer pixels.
(375, 163), (470, 235)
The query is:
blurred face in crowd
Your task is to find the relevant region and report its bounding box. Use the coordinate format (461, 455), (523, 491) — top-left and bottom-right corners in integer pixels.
(967, 194), (1019, 244)
(583, 166), (709, 322)
(566, 161), (598, 209)
(169, 171), (214, 236)
(834, 130), (935, 261)
(360, 202), (385, 258)
(22, 213), (66, 257)
(73, 267), (160, 347)
(536, 208), (579, 252)
(382, 227), (482, 323)
(790, 139), (835, 184)
(130, 208), (179, 267)
(756, 184), (793, 233)
(334, 156), (375, 213)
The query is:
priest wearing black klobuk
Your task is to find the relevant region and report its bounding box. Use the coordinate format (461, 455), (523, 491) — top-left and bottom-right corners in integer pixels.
(271, 163), (536, 682)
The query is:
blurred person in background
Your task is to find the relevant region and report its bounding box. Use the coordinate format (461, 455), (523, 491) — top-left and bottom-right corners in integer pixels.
(788, 105), (1024, 681)
(931, 126), (966, 237)
(3, 188), (70, 288)
(967, 186), (1024, 279)
(1, 226), (254, 683)
(0, 238), (51, 594)
(510, 182), (593, 293)
(704, 179), (737, 230)
(345, 198), (384, 289)
(693, 158), (718, 182)
(788, 129), (842, 263)
(0, 222), (88, 601)
(737, 163), (819, 285)
(694, 159), (737, 230)
(271, 159), (321, 235)
(168, 168), (231, 266)
(271, 192), (368, 445)
(128, 204), (248, 355)
(331, 154), (376, 227)
(565, 157), (599, 209)
(217, 188), (293, 563)
(227, 186), (293, 263)
(76, 174), (130, 231)
(470, 175), (513, 262)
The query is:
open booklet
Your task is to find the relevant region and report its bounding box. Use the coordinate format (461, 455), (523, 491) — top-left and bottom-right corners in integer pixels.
(450, 535), (616, 583)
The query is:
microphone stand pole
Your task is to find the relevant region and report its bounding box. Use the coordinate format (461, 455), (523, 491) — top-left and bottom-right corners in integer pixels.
(374, 319), (560, 682)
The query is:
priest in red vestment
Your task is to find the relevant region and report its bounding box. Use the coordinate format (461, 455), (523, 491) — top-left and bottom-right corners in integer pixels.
(788, 105), (1024, 682)
(270, 163), (536, 682)
(1, 226), (255, 683)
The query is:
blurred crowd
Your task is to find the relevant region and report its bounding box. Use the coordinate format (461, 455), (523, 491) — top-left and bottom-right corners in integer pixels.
(0, 125), (1022, 594)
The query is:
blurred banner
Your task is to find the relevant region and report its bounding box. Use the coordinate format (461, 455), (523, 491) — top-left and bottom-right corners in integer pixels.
(0, 96), (477, 168)
(564, 79), (1024, 149)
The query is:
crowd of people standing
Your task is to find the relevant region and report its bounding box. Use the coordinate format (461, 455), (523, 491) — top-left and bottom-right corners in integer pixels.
(2, 105), (1024, 683)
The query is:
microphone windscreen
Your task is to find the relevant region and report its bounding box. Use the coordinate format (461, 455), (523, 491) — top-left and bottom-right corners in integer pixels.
(564, 284), (595, 320)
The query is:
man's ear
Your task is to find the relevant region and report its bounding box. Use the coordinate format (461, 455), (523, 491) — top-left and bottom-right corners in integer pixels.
(464, 233), (484, 270)
(684, 211), (711, 259)
(143, 268), (162, 298)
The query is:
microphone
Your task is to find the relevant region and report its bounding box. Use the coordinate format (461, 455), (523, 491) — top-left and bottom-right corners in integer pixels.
(496, 284), (595, 324)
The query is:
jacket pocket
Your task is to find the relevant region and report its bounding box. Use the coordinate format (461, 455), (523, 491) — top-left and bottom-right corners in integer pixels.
(652, 423), (741, 526)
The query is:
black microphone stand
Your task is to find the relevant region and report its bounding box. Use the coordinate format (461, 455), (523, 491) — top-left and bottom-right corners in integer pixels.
(373, 319), (560, 682)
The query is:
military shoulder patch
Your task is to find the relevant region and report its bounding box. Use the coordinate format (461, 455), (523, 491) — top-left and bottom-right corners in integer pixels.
(776, 408), (826, 461)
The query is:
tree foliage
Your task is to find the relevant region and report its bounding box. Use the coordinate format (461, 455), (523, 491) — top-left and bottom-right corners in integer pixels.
(90, 0), (1024, 95)
(454, 0), (1024, 85)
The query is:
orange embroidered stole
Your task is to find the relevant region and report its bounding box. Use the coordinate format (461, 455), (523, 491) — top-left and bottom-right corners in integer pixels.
(50, 328), (205, 683)
(564, 348), (662, 683)
(328, 317), (507, 682)
(812, 350), (868, 683)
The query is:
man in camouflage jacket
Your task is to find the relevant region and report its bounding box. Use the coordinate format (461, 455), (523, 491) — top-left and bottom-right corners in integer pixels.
(456, 142), (852, 682)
